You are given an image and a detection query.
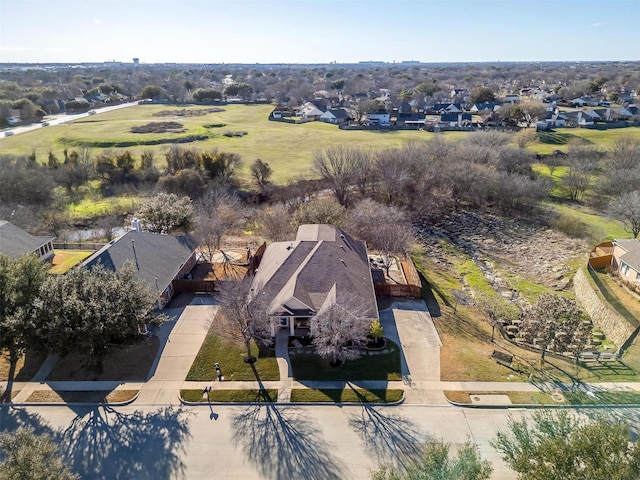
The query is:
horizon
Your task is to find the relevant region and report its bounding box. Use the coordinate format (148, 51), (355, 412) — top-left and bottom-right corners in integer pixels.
(1, 0), (639, 64)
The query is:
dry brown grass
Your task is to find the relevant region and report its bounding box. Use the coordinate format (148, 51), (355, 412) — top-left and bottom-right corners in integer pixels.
(444, 390), (556, 405)
(25, 389), (138, 404)
(0, 349), (48, 382)
(47, 335), (159, 381)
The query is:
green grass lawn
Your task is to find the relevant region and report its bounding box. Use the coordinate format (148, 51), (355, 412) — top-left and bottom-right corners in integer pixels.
(548, 202), (629, 242)
(186, 333), (279, 382)
(180, 389), (277, 403)
(289, 339), (401, 381)
(49, 250), (93, 274)
(2, 104), (459, 184)
(290, 388), (404, 403)
(531, 127), (640, 155)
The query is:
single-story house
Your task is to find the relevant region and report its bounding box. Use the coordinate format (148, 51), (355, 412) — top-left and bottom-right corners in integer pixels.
(83, 230), (198, 308)
(250, 224), (378, 337)
(296, 101), (326, 120)
(612, 239), (640, 284)
(0, 220), (55, 261)
(319, 108), (351, 124)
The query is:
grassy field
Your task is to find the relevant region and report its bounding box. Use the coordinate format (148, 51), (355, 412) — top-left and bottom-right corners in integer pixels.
(532, 127), (640, 155)
(1, 104), (466, 184)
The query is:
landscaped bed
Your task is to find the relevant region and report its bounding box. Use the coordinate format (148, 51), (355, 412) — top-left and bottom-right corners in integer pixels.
(180, 389), (277, 403)
(289, 338), (401, 381)
(444, 390), (640, 406)
(25, 389), (138, 404)
(290, 388), (403, 403)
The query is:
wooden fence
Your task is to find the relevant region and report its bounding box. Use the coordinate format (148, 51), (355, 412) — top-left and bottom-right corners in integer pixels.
(374, 256), (422, 298)
(54, 242), (104, 251)
(172, 279), (216, 294)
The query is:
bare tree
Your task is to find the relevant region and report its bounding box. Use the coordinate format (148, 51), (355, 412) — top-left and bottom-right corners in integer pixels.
(609, 190), (640, 238)
(216, 277), (272, 387)
(291, 196), (346, 229)
(348, 199), (415, 277)
(313, 145), (364, 206)
(312, 295), (372, 366)
(256, 205), (294, 242)
(195, 189), (241, 262)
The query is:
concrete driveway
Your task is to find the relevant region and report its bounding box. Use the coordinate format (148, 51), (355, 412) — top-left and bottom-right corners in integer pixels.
(135, 294), (218, 405)
(379, 299), (445, 403)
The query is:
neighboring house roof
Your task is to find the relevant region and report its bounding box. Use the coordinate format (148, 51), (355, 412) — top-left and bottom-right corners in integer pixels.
(83, 231), (198, 294)
(615, 239), (640, 272)
(321, 108), (350, 120)
(252, 225), (378, 320)
(0, 220), (55, 259)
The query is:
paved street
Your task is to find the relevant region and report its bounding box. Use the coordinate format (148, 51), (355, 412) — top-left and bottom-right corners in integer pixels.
(2, 295), (640, 479)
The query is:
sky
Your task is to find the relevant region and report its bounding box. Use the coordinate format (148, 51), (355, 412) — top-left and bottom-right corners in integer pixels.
(1, 0), (639, 64)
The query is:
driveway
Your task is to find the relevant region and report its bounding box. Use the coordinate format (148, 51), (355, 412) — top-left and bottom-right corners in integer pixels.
(379, 299), (445, 403)
(135, 294), (217, 405)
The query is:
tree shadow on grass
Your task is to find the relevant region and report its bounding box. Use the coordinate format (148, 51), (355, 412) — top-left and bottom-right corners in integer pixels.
(59, 404), (192, 480)
(347, 386), (425, 469)
(231, 403), (344, 480)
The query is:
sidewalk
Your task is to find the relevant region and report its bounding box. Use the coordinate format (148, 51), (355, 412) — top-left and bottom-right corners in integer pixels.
(4, 297), (640, 407)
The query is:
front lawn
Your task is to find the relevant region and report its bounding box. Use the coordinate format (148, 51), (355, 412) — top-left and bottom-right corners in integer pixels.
(290, 388), (403, 403)
(180, 389), (277, 403)
(289, 339), (401, 381)
(186, 332), (279, 381)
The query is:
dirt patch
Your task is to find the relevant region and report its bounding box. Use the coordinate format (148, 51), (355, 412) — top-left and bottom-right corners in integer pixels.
(46, 335), (159, 381)
(26, 389), (138, 404)
(131, 121), (185, 134)
(0, 349), (47, 382)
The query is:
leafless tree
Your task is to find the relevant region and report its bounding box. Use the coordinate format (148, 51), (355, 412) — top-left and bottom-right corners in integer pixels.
(291, 196), (346, 229)
(609, 190), (640, 238)
(348, 199), (415, 277)
(195, 189), (242, 262)
(312, 295), (372, 366)
(313, 145), (365, 206)
(256, 205), (294, 242)
(216, 277), (272, 385)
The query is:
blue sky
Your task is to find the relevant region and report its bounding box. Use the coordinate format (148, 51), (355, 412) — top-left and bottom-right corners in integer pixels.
(1, 0), (639, 64)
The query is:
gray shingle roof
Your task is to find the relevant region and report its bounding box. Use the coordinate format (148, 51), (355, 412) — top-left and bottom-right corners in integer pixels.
(0, 220), (55, 259)
(615, 239), (640, 272)
(83, 231), (198, 294)
(252, 225), (378, 319)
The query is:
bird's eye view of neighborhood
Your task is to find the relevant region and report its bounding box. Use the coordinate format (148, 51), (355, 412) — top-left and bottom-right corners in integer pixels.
(2, 0), (640, 479)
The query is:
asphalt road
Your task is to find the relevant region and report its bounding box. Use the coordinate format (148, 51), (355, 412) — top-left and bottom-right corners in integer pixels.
(0, 101), (139, 139)
(4, 403), (637, 479)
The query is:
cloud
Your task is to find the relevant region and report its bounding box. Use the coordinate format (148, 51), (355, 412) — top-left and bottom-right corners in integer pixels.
(93, 18), (101, 25)
(587, 22), (602, 28)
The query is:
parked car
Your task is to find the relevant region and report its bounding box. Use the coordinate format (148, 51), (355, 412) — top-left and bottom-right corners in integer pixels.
(88, 110), (97, 115)
(4, 131), (14, 136)
(41, 121), (50, 126)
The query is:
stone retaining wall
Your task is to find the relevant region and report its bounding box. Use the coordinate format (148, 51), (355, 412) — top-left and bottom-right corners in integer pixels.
(573, 267), (636, 350)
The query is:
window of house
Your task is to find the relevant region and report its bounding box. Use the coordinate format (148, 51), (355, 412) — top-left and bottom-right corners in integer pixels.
(621, 263), (630, 277)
